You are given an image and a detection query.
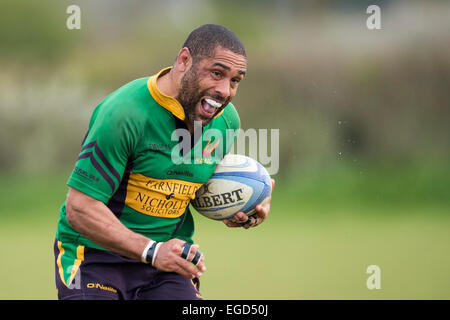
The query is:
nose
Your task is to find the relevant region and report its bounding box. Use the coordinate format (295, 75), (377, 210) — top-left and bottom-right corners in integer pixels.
(214, 79), (231, 101)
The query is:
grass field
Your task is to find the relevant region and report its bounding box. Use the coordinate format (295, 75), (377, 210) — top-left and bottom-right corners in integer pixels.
(0, 165), (449, 299)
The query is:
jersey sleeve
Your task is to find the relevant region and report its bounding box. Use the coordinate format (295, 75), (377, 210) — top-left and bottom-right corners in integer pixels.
(67, 100), (141, 203)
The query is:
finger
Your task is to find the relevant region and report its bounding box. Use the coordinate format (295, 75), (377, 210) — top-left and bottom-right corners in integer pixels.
(239, 215), (261, 229)
(237, 216), (253, 229)
(180, 242), (205, 270)
(264, 195), (272, 207)
(232, 212), (248, 223)
(179, 242), (199, 262)
(191, 249), (203, 266)
(253, 205), (269, 226)
(187, 245), (206, 273)
(175, 257), (203, 279)
(186, 244), (200, 262)
(181, 242), (193, 260)
(225, 214), (247, 226)
(223, 219), (243, 228)
(172, 261), (195, 279)
(255, 204), (267, 216)
(255, 200), (270, 217)
(271, 179), (275, 190)
(251, 216), (260, 228)
(195, 255), (206, 273)
(172, 243), (183, 256)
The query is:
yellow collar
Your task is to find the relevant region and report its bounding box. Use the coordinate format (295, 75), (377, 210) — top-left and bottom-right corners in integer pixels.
(147, 67), (224, 121)
(148, 67), (186, 120)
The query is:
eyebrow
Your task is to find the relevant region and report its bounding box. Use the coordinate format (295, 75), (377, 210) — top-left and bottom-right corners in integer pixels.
(212, 62), (246, 76)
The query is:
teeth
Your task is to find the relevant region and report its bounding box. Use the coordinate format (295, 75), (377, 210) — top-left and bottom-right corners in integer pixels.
(205, 98), (222, 109)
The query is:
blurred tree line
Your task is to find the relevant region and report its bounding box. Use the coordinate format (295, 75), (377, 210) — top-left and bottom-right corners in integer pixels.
(0, 0), (449, 177)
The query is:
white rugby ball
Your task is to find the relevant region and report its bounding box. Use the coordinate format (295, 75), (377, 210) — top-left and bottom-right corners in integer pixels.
(191, 154), (272, 220)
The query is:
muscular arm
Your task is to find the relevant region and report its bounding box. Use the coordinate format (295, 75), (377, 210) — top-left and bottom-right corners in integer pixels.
(65, 187), (149, 261)
(65, 187), (205, 279)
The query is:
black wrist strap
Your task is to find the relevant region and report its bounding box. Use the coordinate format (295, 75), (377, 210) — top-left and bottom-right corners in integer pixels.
(145, 241), (158, 264)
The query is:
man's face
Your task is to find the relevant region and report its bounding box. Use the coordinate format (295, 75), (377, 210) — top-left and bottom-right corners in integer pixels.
(177, 46), (247, 126)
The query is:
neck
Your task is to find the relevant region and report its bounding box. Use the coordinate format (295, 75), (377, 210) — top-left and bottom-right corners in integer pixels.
(156, 67), (194, 133)
(156, 69), (179, 99)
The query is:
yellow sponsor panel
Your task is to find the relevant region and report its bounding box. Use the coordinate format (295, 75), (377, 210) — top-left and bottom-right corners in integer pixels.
(125, 172), (202, 218)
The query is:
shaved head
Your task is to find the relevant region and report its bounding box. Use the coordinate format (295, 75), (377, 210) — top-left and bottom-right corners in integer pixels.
(182, 24), (246, 63)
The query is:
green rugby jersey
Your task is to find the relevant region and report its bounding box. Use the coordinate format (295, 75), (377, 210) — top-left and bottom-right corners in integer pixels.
(56, 67), (240, 251)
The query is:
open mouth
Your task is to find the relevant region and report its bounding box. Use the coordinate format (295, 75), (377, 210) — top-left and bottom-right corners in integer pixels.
(200, 98), (222, 118)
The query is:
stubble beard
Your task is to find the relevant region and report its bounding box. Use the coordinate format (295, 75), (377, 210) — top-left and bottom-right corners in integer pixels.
(177, 66), (207, 126)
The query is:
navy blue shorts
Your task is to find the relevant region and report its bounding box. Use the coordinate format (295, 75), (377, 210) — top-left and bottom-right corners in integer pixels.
(54, 239), (202, 300)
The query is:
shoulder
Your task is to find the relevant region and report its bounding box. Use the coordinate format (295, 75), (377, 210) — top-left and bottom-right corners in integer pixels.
(86, 78), (159, 148)
(98, 77), (151, 114)
(91, 77), (166, 127)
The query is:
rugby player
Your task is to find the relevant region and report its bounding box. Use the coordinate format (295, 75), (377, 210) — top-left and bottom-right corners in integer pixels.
(54, 24), (273, 300)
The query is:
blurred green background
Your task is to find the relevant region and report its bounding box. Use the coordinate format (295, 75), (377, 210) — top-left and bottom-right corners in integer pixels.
(0, 0), (449, 299)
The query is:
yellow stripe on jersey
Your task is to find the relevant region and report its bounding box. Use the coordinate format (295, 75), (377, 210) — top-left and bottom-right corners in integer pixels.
(125, 172), (202, 218)
(56, 241), (66, 286)
(67, 245), (85, 286)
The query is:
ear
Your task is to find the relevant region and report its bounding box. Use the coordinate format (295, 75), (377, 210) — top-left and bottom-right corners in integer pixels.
(175, 47), (192, 73)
